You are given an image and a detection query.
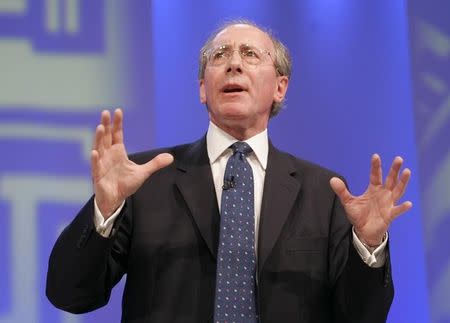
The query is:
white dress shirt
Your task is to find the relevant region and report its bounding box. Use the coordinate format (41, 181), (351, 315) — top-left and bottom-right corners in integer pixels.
(94, 121), (387, 267)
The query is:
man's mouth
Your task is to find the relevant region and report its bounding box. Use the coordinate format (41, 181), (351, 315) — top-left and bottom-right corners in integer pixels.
(222, 84), (246, 93)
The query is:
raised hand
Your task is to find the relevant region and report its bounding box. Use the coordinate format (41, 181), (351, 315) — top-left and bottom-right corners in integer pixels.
(329, 154), (412, 247)
(91, 109), (173, 219)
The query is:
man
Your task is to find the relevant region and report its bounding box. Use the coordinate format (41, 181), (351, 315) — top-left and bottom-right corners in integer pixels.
(47, 21), (412, 322)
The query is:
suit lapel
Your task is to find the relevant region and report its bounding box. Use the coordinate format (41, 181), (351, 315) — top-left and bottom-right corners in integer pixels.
(258, 142), (302, 275)
(175, 137), (220, 260)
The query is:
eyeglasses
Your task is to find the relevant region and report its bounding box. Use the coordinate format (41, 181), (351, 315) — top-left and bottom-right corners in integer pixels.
(204, 44), (275, 68)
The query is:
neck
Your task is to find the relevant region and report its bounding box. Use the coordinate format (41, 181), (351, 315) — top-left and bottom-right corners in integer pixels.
(209, 113), (269, 140)
(212, 121), (266, 141)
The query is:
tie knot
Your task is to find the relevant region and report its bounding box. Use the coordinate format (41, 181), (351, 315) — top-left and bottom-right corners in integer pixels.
(231, 141), (253, 156)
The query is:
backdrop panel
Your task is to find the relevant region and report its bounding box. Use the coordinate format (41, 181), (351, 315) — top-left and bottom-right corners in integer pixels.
(0, 1), (433, 322)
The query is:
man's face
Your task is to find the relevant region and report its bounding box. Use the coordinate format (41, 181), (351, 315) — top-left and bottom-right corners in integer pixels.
(199, 24), (288, 138)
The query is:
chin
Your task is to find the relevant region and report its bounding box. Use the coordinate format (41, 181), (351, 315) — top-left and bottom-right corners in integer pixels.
(219, 103), (251, 119)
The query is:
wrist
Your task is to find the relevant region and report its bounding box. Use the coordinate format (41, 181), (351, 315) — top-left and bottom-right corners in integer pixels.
(359, 232), (387, 249)
(94, 196), (120, 219)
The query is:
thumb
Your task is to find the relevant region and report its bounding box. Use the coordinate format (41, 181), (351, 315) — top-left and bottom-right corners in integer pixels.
(141, 153), (174, 176)
(330, 177), (352, 204)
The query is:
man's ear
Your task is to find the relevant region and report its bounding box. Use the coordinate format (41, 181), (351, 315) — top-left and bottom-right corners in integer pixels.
(273, 76), (289, 103)
(199, 79), (206, 104)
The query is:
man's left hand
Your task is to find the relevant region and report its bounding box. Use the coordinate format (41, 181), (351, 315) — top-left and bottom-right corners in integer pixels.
(330, 154), (412, 247)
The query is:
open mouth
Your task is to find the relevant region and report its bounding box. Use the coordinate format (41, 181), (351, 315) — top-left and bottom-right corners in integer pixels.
(222, 84), (246, 93)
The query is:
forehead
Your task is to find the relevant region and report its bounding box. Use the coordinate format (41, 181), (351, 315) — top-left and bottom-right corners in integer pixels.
(212, 24), (274, 50)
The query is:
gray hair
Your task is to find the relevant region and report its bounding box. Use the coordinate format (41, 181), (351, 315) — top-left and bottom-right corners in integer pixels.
(198, 19), (292, 117)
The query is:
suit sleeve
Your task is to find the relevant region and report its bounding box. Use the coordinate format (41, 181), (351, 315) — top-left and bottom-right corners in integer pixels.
(46, 195), (132, 314)
(329, 193), (394, 322)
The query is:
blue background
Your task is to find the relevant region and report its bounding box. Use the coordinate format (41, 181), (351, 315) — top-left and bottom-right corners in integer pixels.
(1, 1), (448, 322)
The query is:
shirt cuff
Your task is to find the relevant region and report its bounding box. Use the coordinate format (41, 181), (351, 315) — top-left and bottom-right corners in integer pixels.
(93, 198), (125, 237)
(352, 228), (388, 268)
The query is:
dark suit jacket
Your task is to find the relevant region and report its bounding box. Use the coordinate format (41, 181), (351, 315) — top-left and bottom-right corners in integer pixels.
(46, 137), (394, 323)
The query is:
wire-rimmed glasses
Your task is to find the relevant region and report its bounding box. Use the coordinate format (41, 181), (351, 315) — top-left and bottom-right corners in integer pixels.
(204, 43), (275, 69)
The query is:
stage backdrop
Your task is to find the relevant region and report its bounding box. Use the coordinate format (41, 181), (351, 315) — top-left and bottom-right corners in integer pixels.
(0, 1), (440, 322)
(408, 0), (450, 322)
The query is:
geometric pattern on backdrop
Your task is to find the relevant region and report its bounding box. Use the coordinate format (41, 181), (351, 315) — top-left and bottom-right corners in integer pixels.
(0, 1), (128, 322)
(409, 11), (450, 323)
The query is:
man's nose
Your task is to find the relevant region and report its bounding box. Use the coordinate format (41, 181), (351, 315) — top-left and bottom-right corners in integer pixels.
(226, 50), (243, 74)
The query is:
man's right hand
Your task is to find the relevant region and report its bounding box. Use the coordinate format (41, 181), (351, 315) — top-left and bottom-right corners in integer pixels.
(91, 109), (174, 219)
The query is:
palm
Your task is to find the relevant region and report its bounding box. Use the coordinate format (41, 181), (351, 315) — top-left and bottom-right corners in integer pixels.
(330, 154), (412, 246)
(91, 109), (173, 218)
(92, 142), (140, 211)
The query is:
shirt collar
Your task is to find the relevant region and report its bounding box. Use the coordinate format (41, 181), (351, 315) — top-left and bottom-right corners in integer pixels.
(206, 121), (268, 170)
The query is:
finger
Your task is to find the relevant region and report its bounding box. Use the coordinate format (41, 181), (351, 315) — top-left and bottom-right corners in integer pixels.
(392, 168), (411, 201)
(141, 153), (174, 177)
(330, 177), (353, 204)
(370, 154), (382, 186)
(101, 110), (112, 148)
(90, 149), (101, 180)
(390, 200), (413, 220)
(93, 124), (105, 156)
(384, 156), (403, 190)
(112, 108), (124, 144)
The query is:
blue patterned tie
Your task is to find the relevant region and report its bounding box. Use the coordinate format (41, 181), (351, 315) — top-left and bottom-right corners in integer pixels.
(214, 141), (258, 323)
